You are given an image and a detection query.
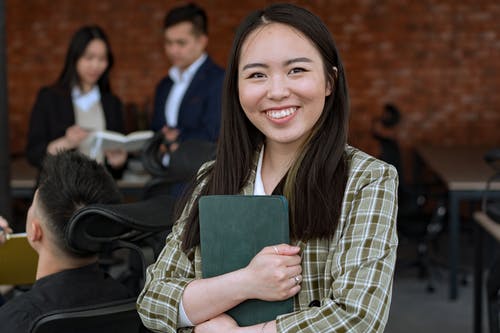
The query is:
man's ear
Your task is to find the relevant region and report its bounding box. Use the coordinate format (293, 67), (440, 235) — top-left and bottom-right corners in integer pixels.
(198, 34), (208, 50)
(29, 218), (43, 243)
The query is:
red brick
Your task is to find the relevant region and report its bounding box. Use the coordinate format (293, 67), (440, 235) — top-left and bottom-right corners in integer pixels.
(5, 0), (500, 156)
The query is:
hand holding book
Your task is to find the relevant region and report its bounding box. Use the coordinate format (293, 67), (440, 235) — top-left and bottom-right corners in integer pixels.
(88, 130), (154, 154)
(199, 195), (296, 326)
(242, 244), (302, 302)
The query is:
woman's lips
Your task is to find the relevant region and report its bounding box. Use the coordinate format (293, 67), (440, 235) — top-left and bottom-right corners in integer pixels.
(265, 107), (297, 119)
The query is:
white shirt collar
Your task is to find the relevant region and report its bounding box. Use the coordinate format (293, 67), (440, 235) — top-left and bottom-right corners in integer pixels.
(254, 146), (266, 195)
(71, 85), (101, 112)
(168, 53), (207, 84)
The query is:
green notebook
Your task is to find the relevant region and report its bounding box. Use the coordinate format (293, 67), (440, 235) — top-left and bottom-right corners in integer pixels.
(199, 195), (293, 327)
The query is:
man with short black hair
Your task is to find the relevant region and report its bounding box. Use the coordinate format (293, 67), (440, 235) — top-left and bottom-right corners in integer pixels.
(0, 151), (132, 332)
(151, 2), (224, 153)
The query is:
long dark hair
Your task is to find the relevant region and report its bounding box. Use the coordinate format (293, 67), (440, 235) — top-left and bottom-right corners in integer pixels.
(55, 25), (114, 93)
(181, 3), (349, 250)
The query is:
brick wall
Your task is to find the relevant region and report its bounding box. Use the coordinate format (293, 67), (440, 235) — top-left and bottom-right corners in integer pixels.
(6, 0), (500, 162)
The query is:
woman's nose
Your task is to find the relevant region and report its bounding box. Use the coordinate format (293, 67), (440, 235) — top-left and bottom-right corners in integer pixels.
(266, 76), (290, 100)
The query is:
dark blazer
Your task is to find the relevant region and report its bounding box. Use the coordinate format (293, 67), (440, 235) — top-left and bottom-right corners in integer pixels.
(26, 85), (124, 168)
(151, 56), (224, 142)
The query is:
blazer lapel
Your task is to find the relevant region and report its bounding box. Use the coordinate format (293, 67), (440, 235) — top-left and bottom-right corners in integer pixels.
(178, 58), (211, 125)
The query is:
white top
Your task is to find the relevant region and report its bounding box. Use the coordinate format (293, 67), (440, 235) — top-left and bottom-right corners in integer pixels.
(253, 146), (266, 195)
(72, 85), (101, 112)
(165, 53), (207, 127)
(72, 86), (106, 163)
(177, 299), (194, 328)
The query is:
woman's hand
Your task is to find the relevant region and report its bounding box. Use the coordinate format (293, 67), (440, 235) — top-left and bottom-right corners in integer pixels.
(161, 126), (180, 153)
(194, 313), (239, 333)
(47, 125), (90, 154)
(0, 216), (12, 245)
(65, 125), (90, 148)
(242, 244), (302, 301)
(105, 149), (127, 169)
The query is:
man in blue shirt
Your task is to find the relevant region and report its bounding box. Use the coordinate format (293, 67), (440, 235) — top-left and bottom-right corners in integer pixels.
(151, 3), (224, 153)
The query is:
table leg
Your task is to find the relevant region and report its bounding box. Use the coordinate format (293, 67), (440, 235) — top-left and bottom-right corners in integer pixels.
(474, 221), (483, 333)
(449, 192), (459, 300)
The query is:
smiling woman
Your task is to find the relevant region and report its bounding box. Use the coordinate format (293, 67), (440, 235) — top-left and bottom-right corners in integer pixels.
(238, 23), (332, 160)
(137, 4), (398, 333)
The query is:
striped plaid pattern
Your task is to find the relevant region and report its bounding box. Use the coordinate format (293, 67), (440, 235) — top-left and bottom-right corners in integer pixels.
(137, 146), (398, 332)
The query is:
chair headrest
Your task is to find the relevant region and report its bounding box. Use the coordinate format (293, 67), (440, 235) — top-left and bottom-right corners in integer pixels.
(166, 140), (216, 182)
(485, 148), (500, 170)
(142, 136), (216, 180)
(65, 195), (176, 255)
(486, 202), (500, 223)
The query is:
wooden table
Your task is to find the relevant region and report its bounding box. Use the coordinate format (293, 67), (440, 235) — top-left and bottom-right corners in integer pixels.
(416, 145), (500, 300)
(10, 158), (150, 199)
(473, 211), (500, 333)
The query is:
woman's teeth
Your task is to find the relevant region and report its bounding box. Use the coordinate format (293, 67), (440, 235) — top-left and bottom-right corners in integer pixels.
(266, 107), (297, 119)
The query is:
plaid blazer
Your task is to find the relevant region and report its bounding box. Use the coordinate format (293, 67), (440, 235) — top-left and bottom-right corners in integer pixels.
(137, 145), (399, 332)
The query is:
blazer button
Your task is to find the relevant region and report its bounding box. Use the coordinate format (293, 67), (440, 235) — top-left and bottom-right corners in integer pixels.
(308, 300), (320, 307)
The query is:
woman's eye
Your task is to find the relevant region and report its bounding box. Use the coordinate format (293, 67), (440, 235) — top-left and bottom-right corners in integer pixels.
(248, 72), (266, 79)
(289, 67), (307, 74)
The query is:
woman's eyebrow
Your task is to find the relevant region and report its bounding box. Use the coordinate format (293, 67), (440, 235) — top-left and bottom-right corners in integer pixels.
(241, 57), (313, 71)
(284, 57), (313, 66)
(241, 63), (268, 71)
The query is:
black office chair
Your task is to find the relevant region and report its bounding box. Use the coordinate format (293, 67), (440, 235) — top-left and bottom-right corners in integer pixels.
(30, 297), (141, 333)
(141, 133), (216, 198)
(66, 194), (175, 284)
(482, 148), (500, 333)
(29, 195), (175, 333)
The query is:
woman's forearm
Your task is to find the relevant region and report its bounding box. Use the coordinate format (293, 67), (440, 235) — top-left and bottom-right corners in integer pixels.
(182, 267), (250, 324)
(183, 244), (301, 326)
(239, 320), (277, 333)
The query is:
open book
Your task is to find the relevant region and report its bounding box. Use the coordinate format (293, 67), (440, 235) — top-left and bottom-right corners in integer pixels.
(0, 233), (38, 285)
(89, 130), (154, 153)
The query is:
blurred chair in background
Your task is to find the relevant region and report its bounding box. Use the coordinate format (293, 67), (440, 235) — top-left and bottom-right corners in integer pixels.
(373, 103), (447, 292)
(141, 131), (216, 199)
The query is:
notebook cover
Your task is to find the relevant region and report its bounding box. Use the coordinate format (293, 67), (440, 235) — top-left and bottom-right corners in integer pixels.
(199, 195), (293, 327)
(0, 233), (38, 285)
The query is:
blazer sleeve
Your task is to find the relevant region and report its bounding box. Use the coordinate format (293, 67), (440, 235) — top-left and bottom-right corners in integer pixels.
(102, 93), (127, 178)
(136, 203), (196, 333)
(151, 79), (169, 132)
(26, 88), (62, 168)
(136, 163), (214, 333)
(198, 70), (223, 142)
(275, 162), (399, 332)
(179, 68), (224, 143)
(103, 93), (125, 133)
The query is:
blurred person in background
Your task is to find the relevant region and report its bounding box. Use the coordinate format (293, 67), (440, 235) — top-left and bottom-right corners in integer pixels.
(26, 25), (127, 179)
(150, 3), (224, 165)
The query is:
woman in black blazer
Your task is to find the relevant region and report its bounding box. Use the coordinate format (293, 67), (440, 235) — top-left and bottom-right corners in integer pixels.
(26, 25), (126, 177)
